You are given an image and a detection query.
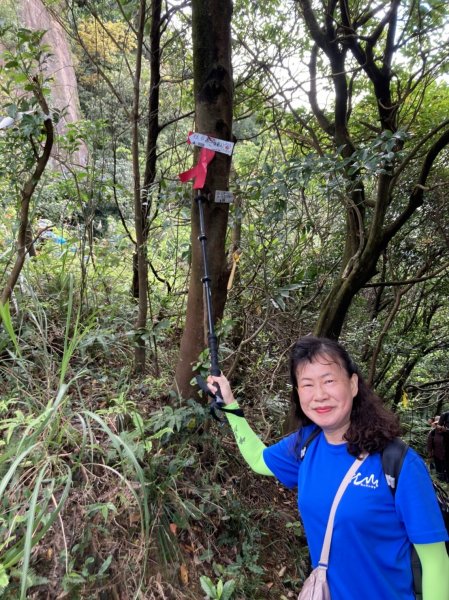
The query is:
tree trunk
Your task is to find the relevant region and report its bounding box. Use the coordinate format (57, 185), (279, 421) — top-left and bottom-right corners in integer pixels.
(131, 0), (148, 373)
(175, 0), (234, 399)
(132, 0), (163, 374)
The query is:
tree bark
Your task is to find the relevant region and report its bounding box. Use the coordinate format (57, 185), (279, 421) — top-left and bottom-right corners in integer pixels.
(131, 0), (148, 372)
(175, 0), (234, 399)
(132, 0), (163, 374)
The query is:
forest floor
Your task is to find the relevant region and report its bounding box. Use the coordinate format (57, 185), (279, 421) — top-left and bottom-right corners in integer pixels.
(137, 396), (311, 600)
(17, 364), (310, 600)
(7, 338), (448, 599)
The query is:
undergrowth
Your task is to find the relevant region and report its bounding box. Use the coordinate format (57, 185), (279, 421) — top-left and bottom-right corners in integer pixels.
(0, 284), (308, 599)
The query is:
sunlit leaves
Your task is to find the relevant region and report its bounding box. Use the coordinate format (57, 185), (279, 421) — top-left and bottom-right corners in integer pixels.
(77, 17), (137, 65)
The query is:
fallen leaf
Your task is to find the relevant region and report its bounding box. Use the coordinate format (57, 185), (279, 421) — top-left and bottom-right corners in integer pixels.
(179, 563), (189, 586)
(129, 511), (140, 526)
(169, 523), (177, 535)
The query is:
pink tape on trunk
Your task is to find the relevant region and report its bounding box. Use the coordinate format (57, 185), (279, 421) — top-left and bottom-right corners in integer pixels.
(179, 147), (216, 189)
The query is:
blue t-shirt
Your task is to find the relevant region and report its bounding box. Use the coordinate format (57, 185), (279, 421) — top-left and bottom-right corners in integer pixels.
(263, 427), (448, 600)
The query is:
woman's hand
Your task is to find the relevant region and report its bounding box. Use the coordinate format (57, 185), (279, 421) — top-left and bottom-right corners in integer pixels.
(206, 373), (236, 405)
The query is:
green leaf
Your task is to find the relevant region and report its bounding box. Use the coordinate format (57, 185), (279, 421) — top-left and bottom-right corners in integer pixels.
(20, 464), (48, 599)
(222, 580), (236, 600)
(6, 103), (18, 118)
(200, 575), (217, 598)
(0, 302), (21, 356)
(0, 563), (9, 590)
(98, 555), (113, 576)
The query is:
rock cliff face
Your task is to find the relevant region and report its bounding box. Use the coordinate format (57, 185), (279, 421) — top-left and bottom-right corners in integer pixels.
(19, 0), (88, 167)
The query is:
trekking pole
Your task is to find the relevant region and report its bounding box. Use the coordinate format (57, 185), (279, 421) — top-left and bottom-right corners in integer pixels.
(194, 191), (243, 422)
(177, 132), (241, 421)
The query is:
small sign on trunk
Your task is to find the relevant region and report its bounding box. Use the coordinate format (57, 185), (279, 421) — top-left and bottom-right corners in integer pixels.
(214, 190), (234, 203)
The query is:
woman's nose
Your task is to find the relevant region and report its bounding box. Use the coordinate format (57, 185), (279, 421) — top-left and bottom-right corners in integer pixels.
(314, 383), (328, 400)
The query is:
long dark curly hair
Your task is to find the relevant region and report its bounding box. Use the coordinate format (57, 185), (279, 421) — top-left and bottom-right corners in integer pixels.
(289, 336), (401, 456)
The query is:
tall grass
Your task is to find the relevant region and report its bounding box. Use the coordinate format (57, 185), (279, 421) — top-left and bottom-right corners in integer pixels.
(0, 284), (161, 598)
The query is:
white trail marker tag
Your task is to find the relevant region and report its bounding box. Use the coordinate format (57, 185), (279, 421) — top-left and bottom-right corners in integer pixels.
(215, 190), (234, 203)
(187, 132), (234, 156)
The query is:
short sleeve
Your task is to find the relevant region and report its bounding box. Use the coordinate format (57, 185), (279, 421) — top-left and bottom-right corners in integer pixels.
(263, 427), (317, 489)
(263, 433), (300, 488)
(395, 448), (449, 544)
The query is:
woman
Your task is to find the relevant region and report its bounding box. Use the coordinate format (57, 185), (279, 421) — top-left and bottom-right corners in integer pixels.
(207, 336), (449, 600)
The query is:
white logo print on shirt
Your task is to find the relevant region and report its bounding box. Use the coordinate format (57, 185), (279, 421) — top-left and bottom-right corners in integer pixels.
(352, 472), (379, 489)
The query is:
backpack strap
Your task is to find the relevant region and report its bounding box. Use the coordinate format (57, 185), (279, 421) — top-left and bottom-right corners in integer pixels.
(382, 438), (423, 600)
(381, 437), (409, 494)
(300, 426), (321, 460)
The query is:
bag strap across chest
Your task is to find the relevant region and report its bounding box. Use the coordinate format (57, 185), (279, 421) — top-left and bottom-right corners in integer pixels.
(318, 454), (368, 568)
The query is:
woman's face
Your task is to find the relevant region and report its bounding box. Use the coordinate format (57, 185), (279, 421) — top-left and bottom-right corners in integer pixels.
(296, 355), (358, 444)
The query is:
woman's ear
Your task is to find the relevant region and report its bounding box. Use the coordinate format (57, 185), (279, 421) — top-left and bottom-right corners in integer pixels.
(350, 373), (358, 398)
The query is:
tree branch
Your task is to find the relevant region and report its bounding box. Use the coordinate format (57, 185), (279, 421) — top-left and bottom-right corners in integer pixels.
(384, 126), (449, 243)
(363, 263), (449, 288)
(1, 78), (54, 306)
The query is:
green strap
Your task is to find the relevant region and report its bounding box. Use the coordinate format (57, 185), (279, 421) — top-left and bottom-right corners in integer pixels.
(414, 542), (449, 600)
(225, 402), (274, 476)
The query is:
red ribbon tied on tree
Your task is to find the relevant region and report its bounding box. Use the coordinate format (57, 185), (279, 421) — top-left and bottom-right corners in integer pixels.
(178, 147), (216, 190)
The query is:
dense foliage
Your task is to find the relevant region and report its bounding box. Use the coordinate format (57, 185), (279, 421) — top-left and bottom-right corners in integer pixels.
(1, 0), (449, 598)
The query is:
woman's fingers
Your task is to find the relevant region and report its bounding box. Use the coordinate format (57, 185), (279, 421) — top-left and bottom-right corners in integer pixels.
(206, 374), (235, 405)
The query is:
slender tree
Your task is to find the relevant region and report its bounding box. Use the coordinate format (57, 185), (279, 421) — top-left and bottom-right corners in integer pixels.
(175, 0), (234, 398)
(0, 34), (54, 308)
(56, 0), (182, 372)
(131, 0), (149, 372)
